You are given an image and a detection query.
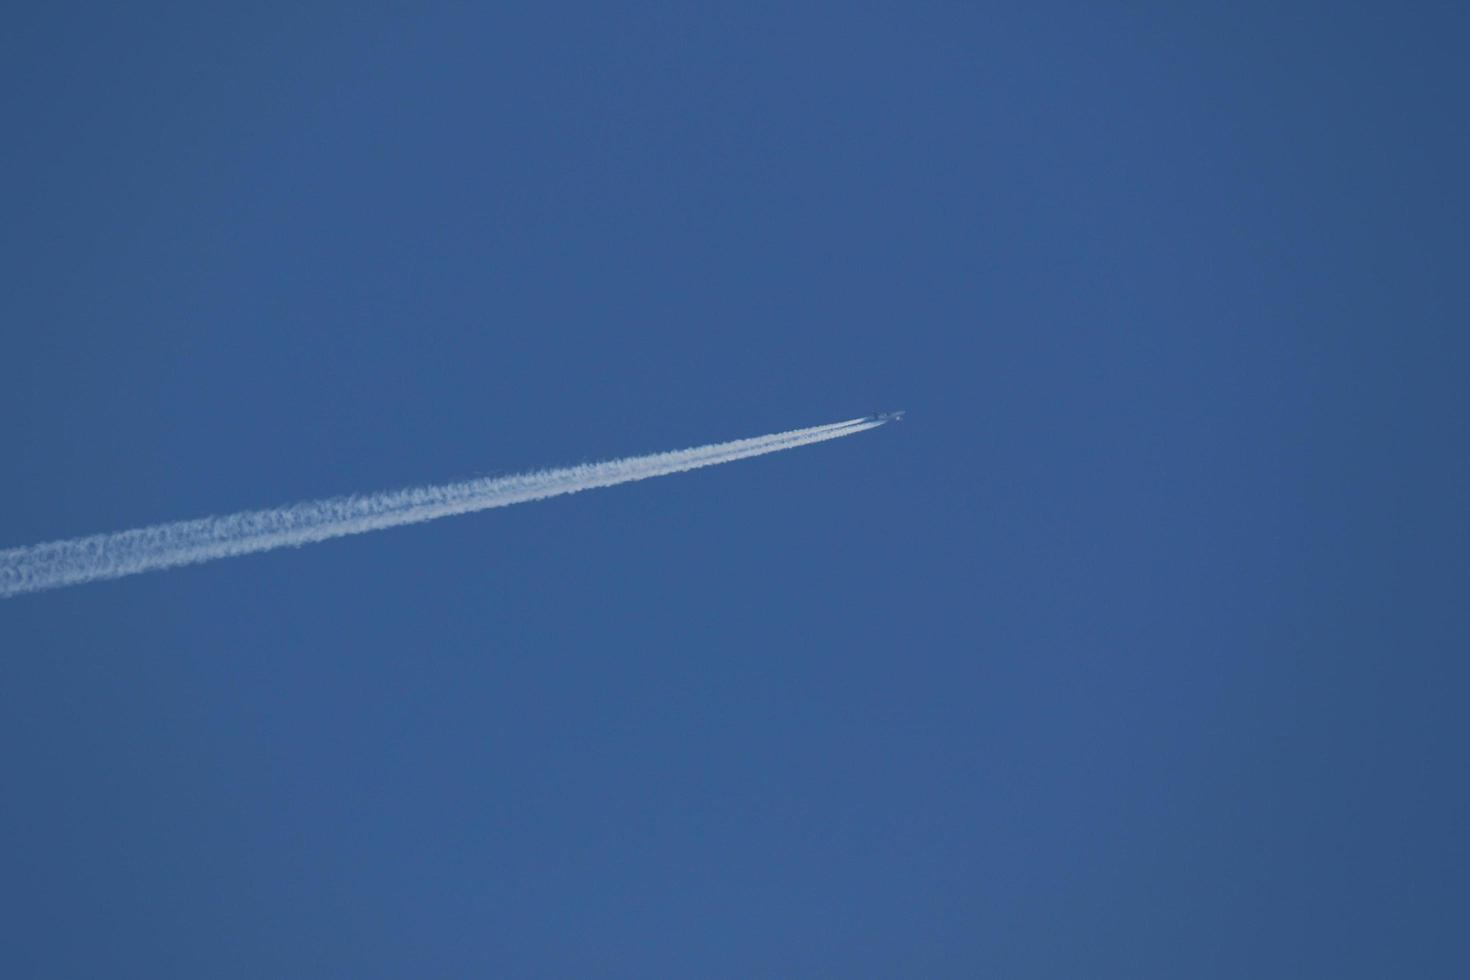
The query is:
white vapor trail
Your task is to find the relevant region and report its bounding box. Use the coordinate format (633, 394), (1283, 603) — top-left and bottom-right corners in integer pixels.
(1, 417), (884, 598)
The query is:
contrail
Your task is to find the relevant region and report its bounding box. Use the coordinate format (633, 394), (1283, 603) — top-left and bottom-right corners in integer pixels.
(1, 416), (887, 598)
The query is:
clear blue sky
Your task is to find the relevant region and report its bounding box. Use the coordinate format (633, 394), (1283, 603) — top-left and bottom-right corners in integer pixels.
(2, 3), (1466, 975)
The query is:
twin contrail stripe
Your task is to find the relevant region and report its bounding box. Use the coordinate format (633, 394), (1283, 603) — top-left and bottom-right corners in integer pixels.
(1, 417), (883, 598)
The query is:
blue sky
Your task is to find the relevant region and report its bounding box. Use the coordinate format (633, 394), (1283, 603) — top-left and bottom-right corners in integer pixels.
(2, 3), (1466, 975)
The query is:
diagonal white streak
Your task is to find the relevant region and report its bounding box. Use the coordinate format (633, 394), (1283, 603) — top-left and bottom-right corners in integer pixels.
(1, 417), (883, 598)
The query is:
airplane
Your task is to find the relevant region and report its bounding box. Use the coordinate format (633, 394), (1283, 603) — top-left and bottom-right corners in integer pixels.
(871, 410), (906, 423)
